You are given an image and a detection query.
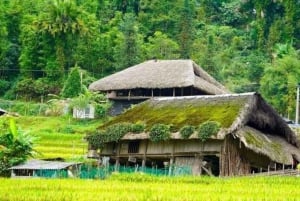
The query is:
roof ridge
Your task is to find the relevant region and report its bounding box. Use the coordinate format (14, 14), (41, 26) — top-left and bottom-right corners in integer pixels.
(153, 92), (256, 101)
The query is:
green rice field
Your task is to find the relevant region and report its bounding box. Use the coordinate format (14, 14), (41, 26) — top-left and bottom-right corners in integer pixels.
(13, 116), (101, 160)
(1, 174), (300, 201)
(34, 133), (87, 159)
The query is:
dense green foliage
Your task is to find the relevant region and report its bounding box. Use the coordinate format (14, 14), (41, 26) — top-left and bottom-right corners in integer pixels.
(0, 0), (300, 117)
(0, 118), (35, 176)
(87, 123), (132, 149)
(61, 66), (82, 98)
(149, 124), (170, 142)
(131, 122), (145, 133)
(179, 125), (195, 139)
(198, 121), (221, 142)
(1, 175), (300, 200)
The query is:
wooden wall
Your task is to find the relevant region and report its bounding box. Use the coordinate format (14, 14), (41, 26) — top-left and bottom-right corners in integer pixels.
(220, 136), (250, 176)
(101, 139), (223, 156)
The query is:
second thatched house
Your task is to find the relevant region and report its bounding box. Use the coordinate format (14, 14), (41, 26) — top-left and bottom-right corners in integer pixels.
(87, 93), (300, 176)
(89, 60), (229, 115)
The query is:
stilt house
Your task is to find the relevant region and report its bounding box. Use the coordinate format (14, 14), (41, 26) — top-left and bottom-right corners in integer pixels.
(88, 93), (300, 176)
(89, 60), (229, 115)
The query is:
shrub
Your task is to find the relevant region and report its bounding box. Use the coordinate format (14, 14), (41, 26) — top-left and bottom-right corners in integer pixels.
(105, 123), (132, 142)
(86, 130), (108, 149)
(198, 121), (221, 142)
(86, 123), (132, 149)
(179, 125), (195, 139)
(131, 122), (145, 133)
(149, 124), (170, 142)
(61, 66), (82, 98)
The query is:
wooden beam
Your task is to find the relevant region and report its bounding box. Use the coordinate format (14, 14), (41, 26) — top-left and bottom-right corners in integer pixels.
(201, 165), (213, 176)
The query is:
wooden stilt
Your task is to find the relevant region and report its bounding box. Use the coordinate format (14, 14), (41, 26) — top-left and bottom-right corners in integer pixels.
(169, 157), (174, 176)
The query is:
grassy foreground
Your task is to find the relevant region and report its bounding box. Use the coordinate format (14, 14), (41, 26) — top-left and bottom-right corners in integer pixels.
(1, 174), (300, 201)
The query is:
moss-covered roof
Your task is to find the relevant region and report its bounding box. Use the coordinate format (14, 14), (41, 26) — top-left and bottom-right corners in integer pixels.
(237, 126), (300, 165)
(101, 94), (252, 131)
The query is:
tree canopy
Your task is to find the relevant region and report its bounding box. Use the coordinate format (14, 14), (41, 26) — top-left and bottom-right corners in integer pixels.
(0, 0), (300, 117)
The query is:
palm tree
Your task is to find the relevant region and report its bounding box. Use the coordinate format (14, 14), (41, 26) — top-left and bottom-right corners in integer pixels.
(34, 0), (95, 70)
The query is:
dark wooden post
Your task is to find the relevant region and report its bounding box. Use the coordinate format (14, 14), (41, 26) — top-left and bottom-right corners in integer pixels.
(115, 143), (121, 171)
(169, 157), (174, 176)
(142, 140), (148, 170)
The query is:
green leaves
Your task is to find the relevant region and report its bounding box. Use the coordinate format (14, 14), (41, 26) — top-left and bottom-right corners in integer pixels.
(9, 118), (17, 137)
(179, 125), (195, 139)
(197, 121), (220, 142)
(0, 117), (36, 176)
(61, 66), (82, 98)
(260, 51), (300, 116)
(149, 124), (170, 142)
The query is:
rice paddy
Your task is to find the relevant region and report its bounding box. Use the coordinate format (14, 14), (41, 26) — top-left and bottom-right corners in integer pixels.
(12, 116), (100, 160)
(1, 174), (300, 201)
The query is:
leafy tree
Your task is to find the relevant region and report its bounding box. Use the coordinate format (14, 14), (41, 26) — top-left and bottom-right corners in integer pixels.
(143, 31), (179, 60)
(138, 0), (179, 38)
(35, 0), (97, 71)
(61, 66), (82, 98)
(260, 47), (300, 117)
(114, 13), (141, 70)
(0, 118), (36, 177)
(0, 1), (22, 84)
(177, 0), (195, 59)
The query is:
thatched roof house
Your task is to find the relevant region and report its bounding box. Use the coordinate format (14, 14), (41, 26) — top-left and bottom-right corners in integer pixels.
(89, 93), (300, 176)
(89, 60), (228, 98)
(89, 60), (229, 115)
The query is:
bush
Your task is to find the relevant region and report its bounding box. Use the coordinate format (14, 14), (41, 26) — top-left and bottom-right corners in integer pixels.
(105, 123), (132, 142)
(61, 67), (82, 98)
(86, 123), (132, 149)
(198, 121), (221, 142)
(86, 130), (108, 149)
(149, 124), (170, 142)
(179, 125), (195, 139)
(131, 122), (145, 133)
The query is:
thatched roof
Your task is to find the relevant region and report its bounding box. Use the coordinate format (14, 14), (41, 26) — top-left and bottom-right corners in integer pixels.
(98, 92), (300, 164)
(89, 60), (228, 95)
(236, 126), (300, 164)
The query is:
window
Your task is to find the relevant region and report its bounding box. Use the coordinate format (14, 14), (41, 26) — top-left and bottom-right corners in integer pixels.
(128, 141), (140, 153)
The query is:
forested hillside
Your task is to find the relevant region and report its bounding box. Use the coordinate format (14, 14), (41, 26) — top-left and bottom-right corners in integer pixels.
(0, 0), (300, 118)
